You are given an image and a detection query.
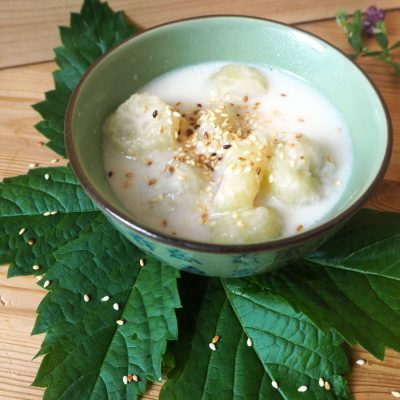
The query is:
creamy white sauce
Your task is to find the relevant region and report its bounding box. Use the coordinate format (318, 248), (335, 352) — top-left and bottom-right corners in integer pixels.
(103, 62), (352, 243)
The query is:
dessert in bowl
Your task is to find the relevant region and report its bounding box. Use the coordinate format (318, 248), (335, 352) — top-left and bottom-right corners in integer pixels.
(65, 16), (391, 277)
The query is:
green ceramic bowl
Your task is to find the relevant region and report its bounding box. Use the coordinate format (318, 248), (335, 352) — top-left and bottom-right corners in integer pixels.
(65, 16), (392, 278)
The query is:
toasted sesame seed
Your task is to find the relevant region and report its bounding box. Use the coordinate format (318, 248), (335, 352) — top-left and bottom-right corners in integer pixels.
(123, 376), (128, 385)
(212, 335), (220, 344)
(127, 374), (133, 383)
(324, 381), (331, 391)
(113, 303), (120, 311)
(32, 265), (40, 271)
(84, 294), (90, 302)
(139, 258), (145, 267)
(319, 377), (325, 387)
(271, 380), (279, 389)
(125, 172), (133, 178)
(148, 178), (157, 186)
(356, 359), (366, 366)
(246, 338), (252, 347)
(18, 228), (26, 235)
(295, 133), (303, 139)
(116, 320), (125, 326)
(392, 391), (400, 398)
(209, 343), (216, 351)
(51, 158), (59, 164)
(243, 95), (249, 102)
(298, 385), (308, 392)
(44, 173), (50, 180)
(29, 163), (38, 168)
(28, 238), (35, 246)
(43, 280), (50, 288)
(296, 224), (303, 232)
(43, 211), (51, 216)
(280, 93), (287, 97)
(101, 296), (110, 302)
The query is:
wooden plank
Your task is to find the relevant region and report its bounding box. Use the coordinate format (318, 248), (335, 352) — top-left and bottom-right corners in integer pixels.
(1, 0), (399, 69)
(1, 7), (400, 400)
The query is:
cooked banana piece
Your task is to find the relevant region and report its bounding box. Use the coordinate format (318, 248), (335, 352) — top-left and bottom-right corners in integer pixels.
(196, 103), (245, 147)
(213, 140), (270, 212)
(269, 134), (330, 204)
(166, 163), (206, 196)
(208, 64), (268, 103)
(104, 93), (180, 155)
(210, 207), (281, 244)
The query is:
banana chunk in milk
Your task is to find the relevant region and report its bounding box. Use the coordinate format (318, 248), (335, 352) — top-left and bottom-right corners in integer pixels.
(208, 64), (268, 103)
(269, 134), (332, 204)
(105, 93), (180, 156)
(213, 140), (270, 212)
(211, 207), (281, 244)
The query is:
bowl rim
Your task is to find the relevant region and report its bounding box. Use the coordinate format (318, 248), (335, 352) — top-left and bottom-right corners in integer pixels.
(65, 14), (393, 254)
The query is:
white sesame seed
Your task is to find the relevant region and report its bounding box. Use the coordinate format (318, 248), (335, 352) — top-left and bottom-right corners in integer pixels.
(32, 265), (40, 271)
(101, 295), (110, 302)
(18, 228), (26, 235)
(319, 377), (325, 387)
(246, 338), (252, 347)
(51, 158), (59, 164)
(298, 386), (308, 392)
(44, 173), (50, 180)
(29, 163), (38, 168)
(392, 391), (400, 398)
(113, 303), (120, 311)
(356, 359), (366, 366)
(271, 380), (279, 389)
(139, 258), (145, 267)
(209, 343), (216, 351)
(50, 211), (58, 215)
(83, 294), (90, 302)
(35, 275), (44, 281)
(43, 211), (51, 216)
(43, 280), (50, 288)
(324, 381), (331, 390)
(123, 376), (128, 385)
(116, 319), (125, 326)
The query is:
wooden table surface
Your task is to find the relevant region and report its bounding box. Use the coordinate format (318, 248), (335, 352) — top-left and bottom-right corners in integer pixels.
(0, 1), (399, 399)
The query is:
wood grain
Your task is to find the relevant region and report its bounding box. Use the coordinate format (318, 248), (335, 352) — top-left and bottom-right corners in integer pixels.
(1, 0), (400, 69)
(1, 5), (400, 400)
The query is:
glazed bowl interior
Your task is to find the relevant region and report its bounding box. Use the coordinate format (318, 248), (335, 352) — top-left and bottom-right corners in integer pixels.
(67, 16), (390, 247)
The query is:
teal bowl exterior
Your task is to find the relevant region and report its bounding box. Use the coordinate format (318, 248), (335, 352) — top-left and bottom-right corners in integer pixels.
(65, 16), (391, 278)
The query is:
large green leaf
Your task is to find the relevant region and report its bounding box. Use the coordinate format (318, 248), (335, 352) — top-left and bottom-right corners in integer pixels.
(161, 276), (350, 399)
(224, 279), (351, 399)
(307, 209), (400, 281)
(0, 166), (101, 277)
(254, 260), (400, 360)
(33, 0), (136, 156)
(32, 222), (180, 399)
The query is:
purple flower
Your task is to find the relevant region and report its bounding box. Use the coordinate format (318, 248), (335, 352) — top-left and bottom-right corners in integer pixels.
(362, 5), (385, 36)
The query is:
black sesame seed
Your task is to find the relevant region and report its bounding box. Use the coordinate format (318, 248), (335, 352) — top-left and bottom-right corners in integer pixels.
(152, 110), (158, 118)
(108, 171), (113, 177)
(223, 144), (232, 149)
